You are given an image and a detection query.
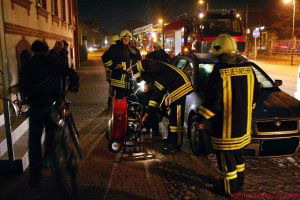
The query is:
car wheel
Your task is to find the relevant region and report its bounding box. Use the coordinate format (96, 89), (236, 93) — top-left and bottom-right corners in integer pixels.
(108, 139), (122, 153)
(189, 115), (208, 155)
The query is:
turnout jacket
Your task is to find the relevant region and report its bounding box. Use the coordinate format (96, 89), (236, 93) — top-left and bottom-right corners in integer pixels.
(102, 40), (131, 88)
(140, 61), (193, 113)
(198, 57), (260, 151)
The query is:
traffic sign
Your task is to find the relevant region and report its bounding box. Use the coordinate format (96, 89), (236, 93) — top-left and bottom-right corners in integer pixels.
(253, 30), (260, 38)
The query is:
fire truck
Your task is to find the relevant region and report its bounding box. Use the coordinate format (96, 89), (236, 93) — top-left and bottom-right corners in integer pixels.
(164, 9), (246, 57)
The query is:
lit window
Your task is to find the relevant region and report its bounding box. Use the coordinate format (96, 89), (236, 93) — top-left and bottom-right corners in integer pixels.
(68, 0), (72, 24)
(52, 0), (58, 16)
(61, 0), (66, 21)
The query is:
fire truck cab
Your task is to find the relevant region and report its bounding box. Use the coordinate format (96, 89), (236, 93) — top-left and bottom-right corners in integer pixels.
(164, 9), (245, 57)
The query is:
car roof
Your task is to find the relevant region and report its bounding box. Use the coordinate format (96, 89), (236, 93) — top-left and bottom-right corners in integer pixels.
(192, 53), (219, 64)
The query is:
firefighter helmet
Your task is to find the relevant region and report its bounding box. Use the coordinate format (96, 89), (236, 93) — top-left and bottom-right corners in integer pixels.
(120, 29), (132, 39)
(110, 35), (119, 44)
(210, 34), (237, 56)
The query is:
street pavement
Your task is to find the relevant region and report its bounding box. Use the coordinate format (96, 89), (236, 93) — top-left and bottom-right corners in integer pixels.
(253, 60), (299, 98)
(0, 52), (299, 200)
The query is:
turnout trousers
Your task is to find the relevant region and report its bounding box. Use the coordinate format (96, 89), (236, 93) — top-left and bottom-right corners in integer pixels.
(215, 149), (245, 195)
(168, 97), (186, 147)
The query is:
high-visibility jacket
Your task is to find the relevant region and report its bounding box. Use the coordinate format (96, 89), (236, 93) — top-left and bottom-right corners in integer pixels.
(102, 40), (131, 88)
(198, 61), (260, 151)
(140, 61), (193, 113)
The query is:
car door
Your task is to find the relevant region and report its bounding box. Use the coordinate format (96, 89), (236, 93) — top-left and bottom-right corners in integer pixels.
(173, 56), (196, 131)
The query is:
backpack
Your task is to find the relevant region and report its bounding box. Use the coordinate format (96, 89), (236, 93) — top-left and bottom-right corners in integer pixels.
(68, 68), (80, 92)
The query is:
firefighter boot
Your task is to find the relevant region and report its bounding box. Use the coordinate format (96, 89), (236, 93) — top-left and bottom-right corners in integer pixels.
(168, 134), (180, 153)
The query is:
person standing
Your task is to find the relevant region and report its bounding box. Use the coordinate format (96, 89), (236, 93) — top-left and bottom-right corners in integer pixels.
(129, 38), (142, 67)
(20, 40), (64, 188)
(198, 34), (260, 196)
(49, 40), (69, 93)
(145, 42), (171, 63)
(102, 30), (132, 99)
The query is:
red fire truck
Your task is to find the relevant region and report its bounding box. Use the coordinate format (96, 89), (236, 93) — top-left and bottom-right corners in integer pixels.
(164, 9), (246, 57)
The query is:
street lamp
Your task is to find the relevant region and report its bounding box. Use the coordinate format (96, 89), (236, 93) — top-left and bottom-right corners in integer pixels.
(159, 18), (165, 49)
(283, 0), (296, 65)
(199, 12), (205, 19)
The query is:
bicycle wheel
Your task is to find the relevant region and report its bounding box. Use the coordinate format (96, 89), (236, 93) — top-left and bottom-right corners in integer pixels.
(66, 117), (85, 159)
(54, 121), (78, 200)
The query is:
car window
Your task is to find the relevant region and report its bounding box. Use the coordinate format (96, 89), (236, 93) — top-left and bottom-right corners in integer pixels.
(182, 62), (193, 81)
(196, 64), (275, 91)
(177, 59), (187, 70)
(251, 66), (275, 88)
(197, 64), (214, 91)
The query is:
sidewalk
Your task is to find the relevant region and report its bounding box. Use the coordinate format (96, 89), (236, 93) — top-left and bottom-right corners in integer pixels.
(246, 54), (300, 97)
(248, 54), (300, 66)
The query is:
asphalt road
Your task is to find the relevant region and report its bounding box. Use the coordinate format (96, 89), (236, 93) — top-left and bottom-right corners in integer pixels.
(254, 60), (299, 98)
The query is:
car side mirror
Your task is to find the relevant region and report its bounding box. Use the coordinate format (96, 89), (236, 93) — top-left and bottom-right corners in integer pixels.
(274, 79), (282, 86)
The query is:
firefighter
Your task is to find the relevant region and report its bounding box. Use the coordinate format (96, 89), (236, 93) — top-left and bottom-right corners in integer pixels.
(102, 30), (132, 99)
(145, 42), (171, 63)
(129, 37), (142, 67)
(197, 34), (260, 196)
(103, 35), (120, 82)
(132, 59), (193, 153)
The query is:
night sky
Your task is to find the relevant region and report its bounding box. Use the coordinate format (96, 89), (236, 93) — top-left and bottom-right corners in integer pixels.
(78, 0), (275, 34)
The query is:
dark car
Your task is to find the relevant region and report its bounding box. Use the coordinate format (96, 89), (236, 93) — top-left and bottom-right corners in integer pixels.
(172, 53), (300, 157)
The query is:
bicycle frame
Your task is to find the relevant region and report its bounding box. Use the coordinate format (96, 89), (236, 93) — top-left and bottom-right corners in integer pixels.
(58, 100), (84, 160)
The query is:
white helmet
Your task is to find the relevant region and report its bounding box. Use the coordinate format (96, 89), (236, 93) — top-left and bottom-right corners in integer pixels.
(120, 29), (132, 39)
(110, 35), (119, 44)
(210, 34), (238, 56)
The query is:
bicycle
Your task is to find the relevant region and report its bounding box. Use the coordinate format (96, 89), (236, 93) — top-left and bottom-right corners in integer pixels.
(53, 99), (84, 200)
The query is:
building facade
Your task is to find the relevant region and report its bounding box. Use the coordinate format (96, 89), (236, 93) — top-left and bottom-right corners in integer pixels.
(2, 0), (79, 88)
(0, 0), (79, 172)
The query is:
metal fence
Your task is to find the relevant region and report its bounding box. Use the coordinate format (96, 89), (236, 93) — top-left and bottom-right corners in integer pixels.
(273, 39), (300, 54)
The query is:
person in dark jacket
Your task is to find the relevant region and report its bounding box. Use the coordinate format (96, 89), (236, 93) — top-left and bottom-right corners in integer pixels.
(198, 34), (260, 196)
(20, 40), (65, 188)
(61, 40), (69, 67)
(129, 38), (142, 67)
(102, 29), (132, 99)
(132, 59), (193, 153)
(49, 41), (69, 93)
(145, 42), (171, 63)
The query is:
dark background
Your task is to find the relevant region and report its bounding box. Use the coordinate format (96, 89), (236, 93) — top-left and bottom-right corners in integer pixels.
(78, 0), (299, 38)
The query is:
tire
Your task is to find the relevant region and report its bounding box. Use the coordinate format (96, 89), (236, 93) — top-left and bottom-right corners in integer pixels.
(54, 123), (78, 200)
(108, 139), (122, 153)
(189, 115), (209, 155)
(176, 129), (184, 149)
(107, 102), (114, 140)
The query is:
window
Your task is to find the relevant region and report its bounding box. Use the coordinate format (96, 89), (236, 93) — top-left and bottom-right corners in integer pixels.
(182, 62), (193, 82)
(202, 18), (242, 37)
(37, 0), (46, 9)
(52, 0), (58, 16)
(11, 0), (32, 15)
(68, 0), (72, 24)
(251, 67), (275, 88)
(176, 59), (187, 69)
(197, 64), (214, 92)
(61, 0), (66, 21)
